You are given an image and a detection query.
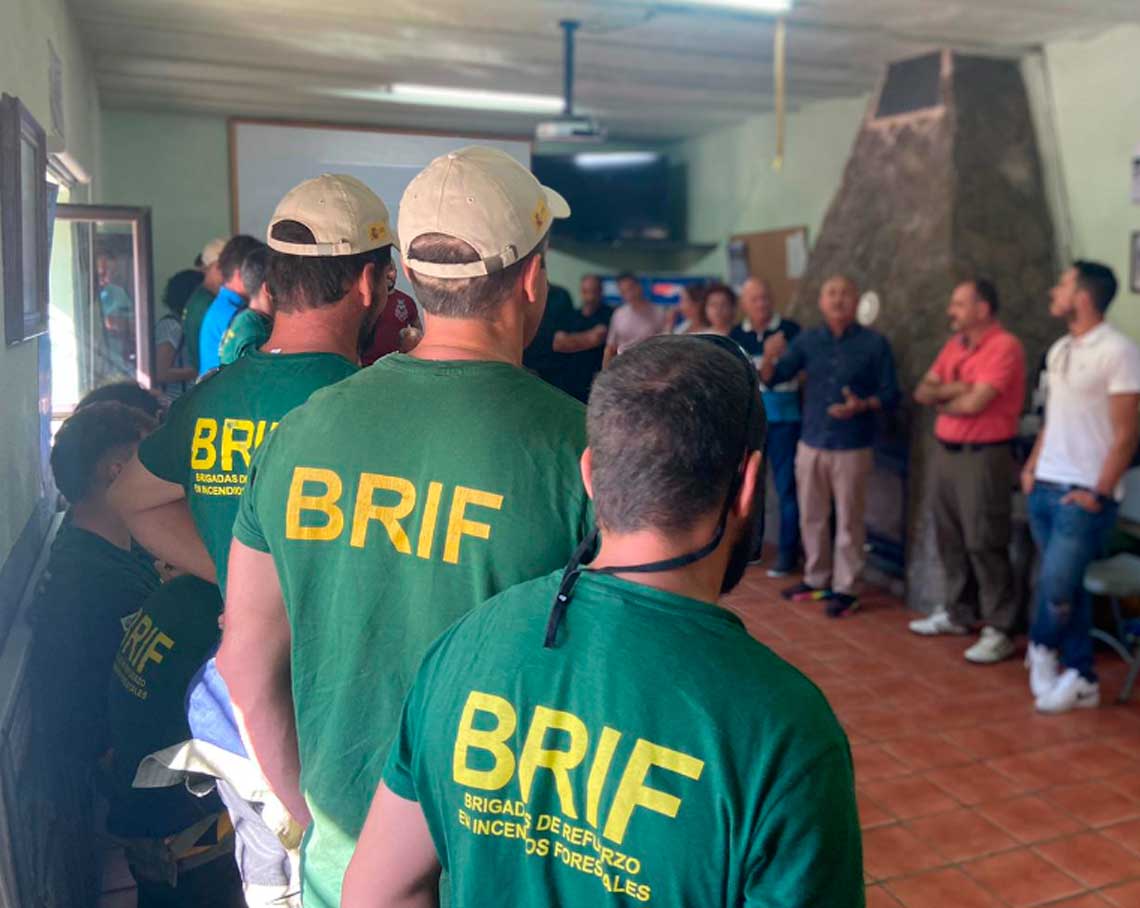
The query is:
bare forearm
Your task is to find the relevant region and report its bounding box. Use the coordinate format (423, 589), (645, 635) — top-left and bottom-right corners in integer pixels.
(916, 379), (968, 406)
(603, 345), (616, 369)
(1096, 433), (1140, 496)
(126, 501), (217, 582)
(553, 330), (605, 354)
(343, 880), (438, 908)
(219, 651), (310, 826)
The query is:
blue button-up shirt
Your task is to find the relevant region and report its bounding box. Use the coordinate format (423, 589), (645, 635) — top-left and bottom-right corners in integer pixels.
(769, 323), (899, 450)
(198, 286), (245, 376)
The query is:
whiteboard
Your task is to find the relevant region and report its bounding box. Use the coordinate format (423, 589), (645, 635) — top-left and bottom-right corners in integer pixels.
(231, 121), (531, 291)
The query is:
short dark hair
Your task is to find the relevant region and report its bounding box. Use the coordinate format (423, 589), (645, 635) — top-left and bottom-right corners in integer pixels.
(1074, 260), (1118, 314)
(616, 271), (638, 285)
(267, 221), (391, 314)
(52, 402), (155, 502)
(218, 234), (264, 283)
(581, 274), (602, 287)
(162, 269), (204, 318)
(241, 245), (270, 301)
(406, 233), (545, 318)
(587, 336), (759, 534)
(972, 278), (1000, 315)
(704, 282), (737, 307)
(77, 381), (163, 420)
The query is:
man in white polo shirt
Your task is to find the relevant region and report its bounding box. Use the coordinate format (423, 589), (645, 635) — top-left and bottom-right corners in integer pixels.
(1022, 261), (1140, 714)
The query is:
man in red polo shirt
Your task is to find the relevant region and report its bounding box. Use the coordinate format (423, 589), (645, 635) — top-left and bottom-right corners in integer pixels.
(362, 261), (422, 364)
(910, 279), (1026, 664)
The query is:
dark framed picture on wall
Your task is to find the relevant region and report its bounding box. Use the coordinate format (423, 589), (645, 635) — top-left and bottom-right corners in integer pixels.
(1131, 231), (1140, 295)
(1, 93), (49, 345)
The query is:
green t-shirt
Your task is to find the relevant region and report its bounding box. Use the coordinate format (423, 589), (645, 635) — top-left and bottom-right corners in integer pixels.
(182, 285), (215, 373)
(219, 308), (272, 366)
(137, 349), (358, 591)
(232, 354), (592, 908)
(107, 575), (225, 838)
(384, 571), (863, 908)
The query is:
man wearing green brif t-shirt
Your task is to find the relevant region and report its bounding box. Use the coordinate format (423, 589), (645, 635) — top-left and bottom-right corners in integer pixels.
(110, 173), (394, 906)
(219, 146), (590, 908)
(343, 336), (863, 908)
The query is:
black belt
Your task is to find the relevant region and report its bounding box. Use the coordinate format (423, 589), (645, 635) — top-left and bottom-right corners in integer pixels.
(938, 439), (1012, 453)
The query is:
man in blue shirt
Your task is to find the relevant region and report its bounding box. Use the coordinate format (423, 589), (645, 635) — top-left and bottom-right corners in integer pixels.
(762, 274), (899, 617)
(198, 234), (264, 375)
(732, 276), (802, 577)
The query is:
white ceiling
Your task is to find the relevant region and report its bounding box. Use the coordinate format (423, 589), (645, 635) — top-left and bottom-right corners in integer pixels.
(76, 0), (1140, 142)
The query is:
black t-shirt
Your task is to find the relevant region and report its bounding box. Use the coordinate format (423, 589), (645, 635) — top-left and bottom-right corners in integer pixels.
(552, 302), (613, 403)
(28, 524), (161, 768)
(523, 284), (575, 379)
(107, 575), (225, 837)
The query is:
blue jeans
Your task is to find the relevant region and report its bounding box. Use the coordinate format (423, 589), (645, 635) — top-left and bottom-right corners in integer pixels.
(767, 421), (802, 565)
(1028, 483), (1118, 681)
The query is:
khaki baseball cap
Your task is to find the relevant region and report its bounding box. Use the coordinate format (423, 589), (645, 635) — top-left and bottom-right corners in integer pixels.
(267, 173), (395, 257)
(200, 237), (226, 268)
(399, 146), (570, 279)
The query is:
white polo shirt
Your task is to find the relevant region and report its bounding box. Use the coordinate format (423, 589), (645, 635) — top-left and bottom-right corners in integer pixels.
(1036, 321), (1140, 499)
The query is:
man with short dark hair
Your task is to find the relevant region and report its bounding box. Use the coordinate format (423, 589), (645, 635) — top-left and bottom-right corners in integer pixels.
(219, 146), (592, 908)
(361, 260), (422, 363)
(26, 401), (158, 906)
(604, 270), (668, 367)
(911, 279), (1026, 664)
(733, 277), (802, 575)
(342, 336), (862, 908)
(763, 275), (899, 617)
(198, 234), (265, 376)
(110, 174), (392, 905)
(1022, 261), (1140, 713)
(219, 245), (273, 365)
(185, 237), (227, 373)
(547, 273), (613, 401)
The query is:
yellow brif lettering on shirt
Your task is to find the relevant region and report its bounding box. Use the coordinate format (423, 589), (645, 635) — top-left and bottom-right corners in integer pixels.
(281, 472), (503, 564)
(603, 740), (705, 845)
(285, 467), (345, 541)
(190, 418), (219, 470)
(118, 612), (175, 675)
(518, 706), (589, 819)
(221, 419), (256, 472)
(453, 691), (517, 790)
(351, 474), (416, 552)
(452, 690), (704, 846)
(443, 485), (504, 564)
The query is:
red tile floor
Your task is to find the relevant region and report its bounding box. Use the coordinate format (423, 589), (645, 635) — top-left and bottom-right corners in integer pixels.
(724, 565), (1140, 908)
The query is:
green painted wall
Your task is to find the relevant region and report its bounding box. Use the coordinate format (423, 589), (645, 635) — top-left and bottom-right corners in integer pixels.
(0, 0), (101, 567)
(678, 96), (870, 280)
(102, 110), (232, 309)
(1044, 24), (1140, 339)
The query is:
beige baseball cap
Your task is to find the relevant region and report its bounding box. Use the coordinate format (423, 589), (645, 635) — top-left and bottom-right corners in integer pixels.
(399, 146), (570, 279)
(200, 237), (226, 268)
(267, 173), (395, 257)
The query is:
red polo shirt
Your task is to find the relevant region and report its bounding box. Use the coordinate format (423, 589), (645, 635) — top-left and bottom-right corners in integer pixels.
(362, 289), (419, 366)
(930, 323), (1026, 443)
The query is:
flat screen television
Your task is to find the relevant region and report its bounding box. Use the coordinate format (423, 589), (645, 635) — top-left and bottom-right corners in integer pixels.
(532, 151), (680, 244)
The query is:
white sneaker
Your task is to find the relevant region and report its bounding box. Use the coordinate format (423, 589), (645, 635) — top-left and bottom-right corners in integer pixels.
(1036, 668), (1100, 714)
(1025, 643), (1061, 699)
(909, 608), (969, 637)
(964, 627), (1015, 664)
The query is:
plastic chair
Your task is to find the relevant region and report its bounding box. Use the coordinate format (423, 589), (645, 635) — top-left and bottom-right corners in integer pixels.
(1084, 553), (1140, 703)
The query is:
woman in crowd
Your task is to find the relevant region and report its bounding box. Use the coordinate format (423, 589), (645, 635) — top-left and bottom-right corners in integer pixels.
(704, 282), (740, 337)
(672, 283), (710, 334)
(155, 269), (205, 402)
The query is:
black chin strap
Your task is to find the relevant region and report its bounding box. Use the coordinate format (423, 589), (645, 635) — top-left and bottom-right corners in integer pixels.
(542, 492), (734, 649)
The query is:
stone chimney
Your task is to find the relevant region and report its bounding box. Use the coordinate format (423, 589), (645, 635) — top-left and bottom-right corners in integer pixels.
(784, 50), (1058, 612)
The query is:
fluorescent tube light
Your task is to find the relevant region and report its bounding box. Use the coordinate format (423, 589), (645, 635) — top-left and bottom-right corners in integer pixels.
(574, 152), (659, 169)
(386, 83), (565, 113)
(669, 0), (793, 12)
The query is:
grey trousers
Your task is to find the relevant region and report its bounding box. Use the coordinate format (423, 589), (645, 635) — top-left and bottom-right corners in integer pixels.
(930, 442), (1017, 634)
